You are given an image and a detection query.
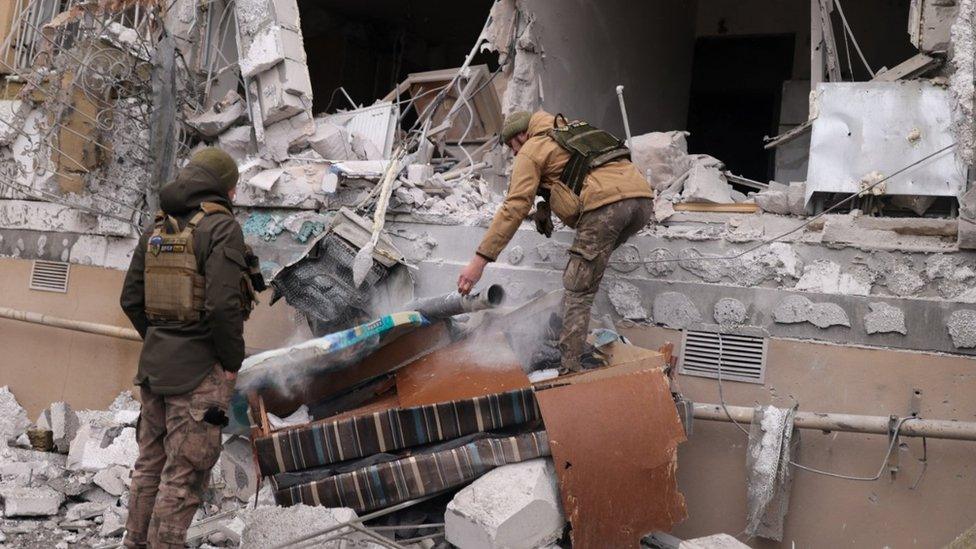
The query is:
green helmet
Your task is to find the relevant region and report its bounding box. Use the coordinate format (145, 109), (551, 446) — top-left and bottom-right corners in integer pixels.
(188, 147), (238, 191)
(500, 110), (532, 143)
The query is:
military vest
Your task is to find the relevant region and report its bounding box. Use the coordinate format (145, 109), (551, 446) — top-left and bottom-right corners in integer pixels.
(144, 202), (232, 322)
(548, 116), (631, 195)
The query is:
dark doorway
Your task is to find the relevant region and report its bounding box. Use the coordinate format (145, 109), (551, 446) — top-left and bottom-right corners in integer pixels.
(686, 35), (795, 182)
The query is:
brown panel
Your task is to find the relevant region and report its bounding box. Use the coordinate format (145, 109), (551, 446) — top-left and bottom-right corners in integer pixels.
(258, 321), (452, 416)
(395, 332), (530, 407)
(535, 358), (687, 549)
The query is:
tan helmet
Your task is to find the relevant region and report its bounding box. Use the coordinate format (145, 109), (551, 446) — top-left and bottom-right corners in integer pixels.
(188, 147), (239, 191)
(500, 110), (532, 143)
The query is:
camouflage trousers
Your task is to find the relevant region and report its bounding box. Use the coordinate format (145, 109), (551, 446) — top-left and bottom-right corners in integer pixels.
(560, 197), (653, 371)
(124, 365), (233, 549)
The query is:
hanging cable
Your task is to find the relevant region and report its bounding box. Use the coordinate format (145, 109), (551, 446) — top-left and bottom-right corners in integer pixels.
(834, 0), (875, 78)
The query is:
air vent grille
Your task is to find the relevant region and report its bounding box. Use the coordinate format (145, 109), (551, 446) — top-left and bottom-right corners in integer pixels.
(679, 329), (766, 384)
(29, 260), (70, 293)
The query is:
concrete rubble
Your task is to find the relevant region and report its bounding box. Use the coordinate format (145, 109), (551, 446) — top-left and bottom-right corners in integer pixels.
(445, 458), (566, 549)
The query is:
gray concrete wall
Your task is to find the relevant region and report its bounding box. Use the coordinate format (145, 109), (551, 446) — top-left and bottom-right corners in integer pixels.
(524, 0), (698, 135)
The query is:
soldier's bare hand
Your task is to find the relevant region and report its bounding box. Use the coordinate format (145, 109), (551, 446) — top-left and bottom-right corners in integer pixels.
(457, 256), (488, 295)
(223, 370), (237, 382)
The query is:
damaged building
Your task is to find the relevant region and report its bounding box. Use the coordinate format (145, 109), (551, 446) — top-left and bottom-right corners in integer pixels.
(2, 0), (976, 547)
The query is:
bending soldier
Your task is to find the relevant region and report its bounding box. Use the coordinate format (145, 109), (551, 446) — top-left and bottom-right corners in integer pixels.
(458, 111), (653, 371)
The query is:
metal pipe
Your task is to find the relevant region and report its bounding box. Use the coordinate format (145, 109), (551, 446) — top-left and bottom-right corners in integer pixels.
(615, 85), (633, 149)
(0, 306), (142, 341)
(694, 403), (976, 442)
(407, 284), (506, 320)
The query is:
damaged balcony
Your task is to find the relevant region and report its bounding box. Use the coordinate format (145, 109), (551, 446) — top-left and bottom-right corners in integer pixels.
(1, 0), (976, 547)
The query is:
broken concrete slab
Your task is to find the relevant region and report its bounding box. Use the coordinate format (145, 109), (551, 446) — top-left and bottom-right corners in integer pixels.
(219, 126), (256, 162)
(773, 295), (851, 329)
(239, 25), (305, 78)
(92, 465), (129, 497)
(682, 162), (734, 204)
(653, 291), (702, 329)
(64, 501), (108, 523)
(795, 260), (872, 296)
(629, 131), (691, 189)
(36, 402), (79, 454)
(263, 111), (315, 162)
(754, 181), (792, 215)
(679, 533), (751, 549)
(66, 425), (138, 472)
(445, 458), (565, 549)
(257, 59), (312, 125)
(948, 309), (976, 349)
(239, 505), (378, 548)
(608, 280), (648, 321)
(0, 486), (64, 517)
(0, 387), (30, 445)
(187, 91), (247, 137)
(247, 168), (285, 191)
(308, 121), (356, 160)
(864, 302), (908, 335)
(100, 502), (127, 537)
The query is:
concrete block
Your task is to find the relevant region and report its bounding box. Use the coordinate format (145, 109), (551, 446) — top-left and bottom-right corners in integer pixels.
(0, 386), (30, 444)
(754, 182), (791, 215)
(100, 503), (127, 537)
(629, 130), (691, 189)
(263, 111), (315, 162)
(682, 163), (734, 204)
(257, 61), (311, 125)
(219, 125), (256, 162)
(187, 91), (247, 137)
(240, 25), (305, 78)
(66, 425), (138, 472)
(679, 533), (751, 549)
(308, 121), (355, 160)
(36, 402), (80, 454)
(445, 458), (565, 549)
(93, 465), (129, 496)
(64, 501), (108, 522)
(219, 436), (258, 502)
(240, 505), (376, 548)
(0, 486), (64, 517)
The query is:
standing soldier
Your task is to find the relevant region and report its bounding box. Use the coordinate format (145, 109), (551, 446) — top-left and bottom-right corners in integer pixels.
(457, 111), (653, 372)
(120, 148), (257, 548)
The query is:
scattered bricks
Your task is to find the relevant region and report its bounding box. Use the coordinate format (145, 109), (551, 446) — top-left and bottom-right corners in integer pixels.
(187, 91), (247, 137)
(445, 459), (565, 549)
(92, 465), (129, 497)
(0, 486), (64, 517)
(0, 386), (30, 445)
(36, 402), (80, 454)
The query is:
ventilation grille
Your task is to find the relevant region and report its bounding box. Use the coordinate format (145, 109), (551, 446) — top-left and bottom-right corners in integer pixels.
(29, 261), (70, 293)
(679, 328), (766, 384)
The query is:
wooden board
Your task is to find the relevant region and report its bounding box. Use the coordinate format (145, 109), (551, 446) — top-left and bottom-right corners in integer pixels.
(535, 357), (687, 549)
(673, 202), (758, 213)
(395, 332), (530, 407)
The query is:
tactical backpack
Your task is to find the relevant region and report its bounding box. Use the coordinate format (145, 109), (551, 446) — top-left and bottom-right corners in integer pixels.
(144, 202), (233, 322)
(548, 114), (631, 195)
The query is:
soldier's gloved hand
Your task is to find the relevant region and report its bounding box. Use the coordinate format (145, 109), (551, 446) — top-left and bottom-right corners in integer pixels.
(532, 201), (554, 238)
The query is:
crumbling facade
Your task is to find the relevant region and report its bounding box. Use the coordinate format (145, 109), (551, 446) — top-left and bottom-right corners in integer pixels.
(2, 0), (976, 547)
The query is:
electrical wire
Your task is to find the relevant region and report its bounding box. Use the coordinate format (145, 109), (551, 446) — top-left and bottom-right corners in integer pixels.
(713, 322), (925, 482)
(609, 142), (957, 267)
(834, 0), (875, 78)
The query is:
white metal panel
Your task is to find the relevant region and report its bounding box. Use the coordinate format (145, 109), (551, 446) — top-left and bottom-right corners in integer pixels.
(805, 82), (966, 206)
(321, 102), (398, 159)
